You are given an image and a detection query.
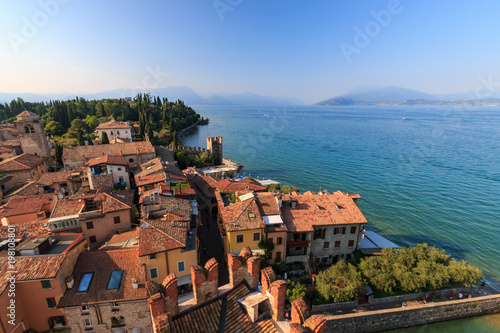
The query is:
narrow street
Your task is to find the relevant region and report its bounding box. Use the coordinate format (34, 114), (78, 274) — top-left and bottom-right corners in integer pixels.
(198, 205), (229, 286)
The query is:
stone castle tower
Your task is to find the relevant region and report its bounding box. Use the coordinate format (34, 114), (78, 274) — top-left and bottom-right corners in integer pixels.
(206, 136), (223, 165)
(14, 110), (51, 158)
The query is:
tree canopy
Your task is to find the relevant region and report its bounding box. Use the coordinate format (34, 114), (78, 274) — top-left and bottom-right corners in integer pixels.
(316, 261), (365, 302)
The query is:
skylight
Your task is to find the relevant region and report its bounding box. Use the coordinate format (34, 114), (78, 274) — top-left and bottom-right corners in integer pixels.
(77, 273), (94, 292)
(107, 270), (123, 290)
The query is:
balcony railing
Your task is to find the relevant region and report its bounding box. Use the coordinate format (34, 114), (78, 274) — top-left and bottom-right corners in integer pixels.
(286, 240), (310, 248)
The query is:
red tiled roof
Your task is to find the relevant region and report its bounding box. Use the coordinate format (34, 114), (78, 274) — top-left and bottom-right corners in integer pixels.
(96, 119), (132, 130)
(137, 158), (164, 176)
(0, 220), (50, 238)
(136, 172), (166, 187)
(215, 178), (265, 193)
(0, 147), (12, 153)
(138, 222), (186, 256)
(51, 199), (84, 218)
(255, 192), (281, 216)
(0, 153), (47, 172)
(58, 248), (148, 307)
(0, 194), (55, 217)
(36, 170), (71, 186)
(108, 229), (139, 245)
(62, 141), (155, 162)
(168, 283), (278, 333)
(216, 192), (265, 232)
(282, 191), (367, 232)
(17, 110), (38, 117)
(86, 155), (128, 167)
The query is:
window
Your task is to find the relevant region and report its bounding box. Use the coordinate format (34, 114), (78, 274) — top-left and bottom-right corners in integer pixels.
(277, 237), (282, 245)
(61, 182), (67, 187)
(117, 167), (122, 171)
(253, 232), (260, 242)
(314, 228), (326, 239)
(112, 302), (119, 311)
(111, 316), (125, 327)
(41, 280), (51, 289)
(119, 176), (124, 183)
(46, 297), (57, 308)
(83, 318), (92, 328)
(276, 251), (281, 262)
(269, 252), (272, 260)
(77, 273), (94, 292)
(150, 267), (158, 279)
(16, 174), (20, 179)
(350, 226), (357, 234)
(178, 261), (185, 272)
(267, 238), (274, 244)
(323, 242), (330, 249)
(107, 270), (123, 290)
(236, 234), (244, 243)
(81, 305), (90, 314)
(89, 236), (97, 243)
(348, 240), (355, 247)
(86, 221), (94, 230)
(334, 227), (346, 235)
(114, 216), (121, 224)
(110, 131), (114, 135)
(48, 316), (66, 328)
(335, 241), (341, 248)
(129, 158), (134, 163)
(117, 130), (120, 135)
(147, 254), (156, 260)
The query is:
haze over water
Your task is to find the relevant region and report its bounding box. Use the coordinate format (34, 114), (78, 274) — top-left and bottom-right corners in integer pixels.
(184, 104), (500, 331)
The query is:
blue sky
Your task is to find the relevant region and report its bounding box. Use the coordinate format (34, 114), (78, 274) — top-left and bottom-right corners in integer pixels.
(1, 0), (500, 103)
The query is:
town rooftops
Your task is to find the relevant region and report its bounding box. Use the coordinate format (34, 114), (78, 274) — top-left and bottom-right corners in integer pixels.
(36, 170), (71, 186)
(282, 191), (368, 232)
(100, 229), (139, 250)
(16, 110), (38, 118)
(138, 220), (188, 256)
(0, 153), (47, 172)
(62, 141), (155, 162)
(0, 193), (55, 218)
(58, 248), (148, 307)
(255, 192), (282, 216)
(85, 154), (128, 167)
(0, 220), (50, 238)
(137, 158), (164, 176)
(135, 172), (166, 187)
(168, 283), (278, 333)
(214, 177), (266, 193)
(141, 196), (192, 220)
(50, 198), (84, 219)
(96, 119), (132, 130)
(216, 191), (265, 232)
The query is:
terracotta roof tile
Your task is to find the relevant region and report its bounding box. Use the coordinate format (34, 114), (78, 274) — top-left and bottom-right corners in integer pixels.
(216, 192), (264, 232)
(51, 199), (84, 218)
(282, 191), (367, 232)
(0, 193), (55, 217)
(0, 153), (47, 172)
(136, 172), (166, 187)
(107, 229), (139, 245)
(138, 222), (186, 256)
(17, 110), (38, 117)
(85, 155), (128, 167)
(62, 141), (154, 162)
(58, 248), (148, 307)
(0, 220), (50, 238)
(96, 119), (132, 130)
(36, 170), (71, 186)
(255, 192), (281, 216)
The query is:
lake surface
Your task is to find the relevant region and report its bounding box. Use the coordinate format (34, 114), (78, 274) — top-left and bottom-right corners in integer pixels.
(183, 105), (500, 332)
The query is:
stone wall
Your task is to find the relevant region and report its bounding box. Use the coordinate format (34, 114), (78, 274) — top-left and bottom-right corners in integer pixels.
(309, 224), (362, 264)
(89, 173), (114, 192)
(321, 294), (500, 333)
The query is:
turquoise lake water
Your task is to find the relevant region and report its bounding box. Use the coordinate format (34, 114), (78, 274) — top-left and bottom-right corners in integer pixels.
(183, 105), (500, 332)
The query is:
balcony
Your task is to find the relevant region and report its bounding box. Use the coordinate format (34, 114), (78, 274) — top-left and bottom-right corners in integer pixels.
(286, 240), (309, 248)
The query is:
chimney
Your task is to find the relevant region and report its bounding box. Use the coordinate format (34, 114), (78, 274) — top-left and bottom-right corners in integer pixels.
(66, 276), (74, 289)
(269, 280), (287, 321)
(291, 200), (297, 209)
(162, 273), (179, 315)
(132, 277), (139, 290)
(191, 258), (218, 304)
(261, 266), (276, 295)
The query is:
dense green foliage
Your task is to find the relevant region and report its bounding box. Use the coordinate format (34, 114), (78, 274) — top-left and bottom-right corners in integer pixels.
(174, 151), (214, 170)
(258, 239), (275, 267)
(358, 244), (483, 293)
(265, 184), (281, 192)
(282, 185), (300, 194)
(0, 95), (204, 146)
(315, 261), (365, 302)
(286, 280), (307, 302)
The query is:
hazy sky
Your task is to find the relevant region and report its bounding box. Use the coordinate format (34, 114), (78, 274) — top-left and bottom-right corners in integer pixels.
(1, 1), (500, 103)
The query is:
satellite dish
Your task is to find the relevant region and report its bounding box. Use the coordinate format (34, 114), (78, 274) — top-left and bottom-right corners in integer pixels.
(167, 207), (171, 212)
(141, 222), (148, 228)
(241, 205), (245, 210)
(57, 194), (63, 200)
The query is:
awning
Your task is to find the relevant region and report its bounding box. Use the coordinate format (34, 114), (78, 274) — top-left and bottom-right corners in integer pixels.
(263, 215), (283, 225)
(177, 274), (192, 286)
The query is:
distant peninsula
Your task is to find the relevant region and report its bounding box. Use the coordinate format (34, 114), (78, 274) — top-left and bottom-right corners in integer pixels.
(315, 86), (500, 106)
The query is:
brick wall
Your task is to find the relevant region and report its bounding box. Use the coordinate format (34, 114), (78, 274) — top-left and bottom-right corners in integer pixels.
(228, 247), (261, 289)
(191, 257), (218, 304)
(321, 294), (500, 333)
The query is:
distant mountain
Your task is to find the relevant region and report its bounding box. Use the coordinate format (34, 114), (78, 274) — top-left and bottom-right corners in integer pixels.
(316, 86), (436, 105)
(0, 87), (303, 106)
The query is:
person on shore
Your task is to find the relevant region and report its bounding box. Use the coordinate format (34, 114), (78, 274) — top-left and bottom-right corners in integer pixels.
(450, 291), (455, 299)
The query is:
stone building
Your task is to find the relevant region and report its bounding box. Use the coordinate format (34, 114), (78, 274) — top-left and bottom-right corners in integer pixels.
(86, 155), (130, 191)
(62, 141), (155, 169)
(282, 191), (367, 269)
(206, 136), (223, 165)
(0, 233), (87, 332)
(95, 118), (134, 142)
(14, 110), (51, 159)
(58, 248), (152, 332)
(0, 153), (50, 187)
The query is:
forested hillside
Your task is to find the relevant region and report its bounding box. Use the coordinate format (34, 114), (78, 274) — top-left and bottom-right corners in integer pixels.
(0, 93), (207, 146)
